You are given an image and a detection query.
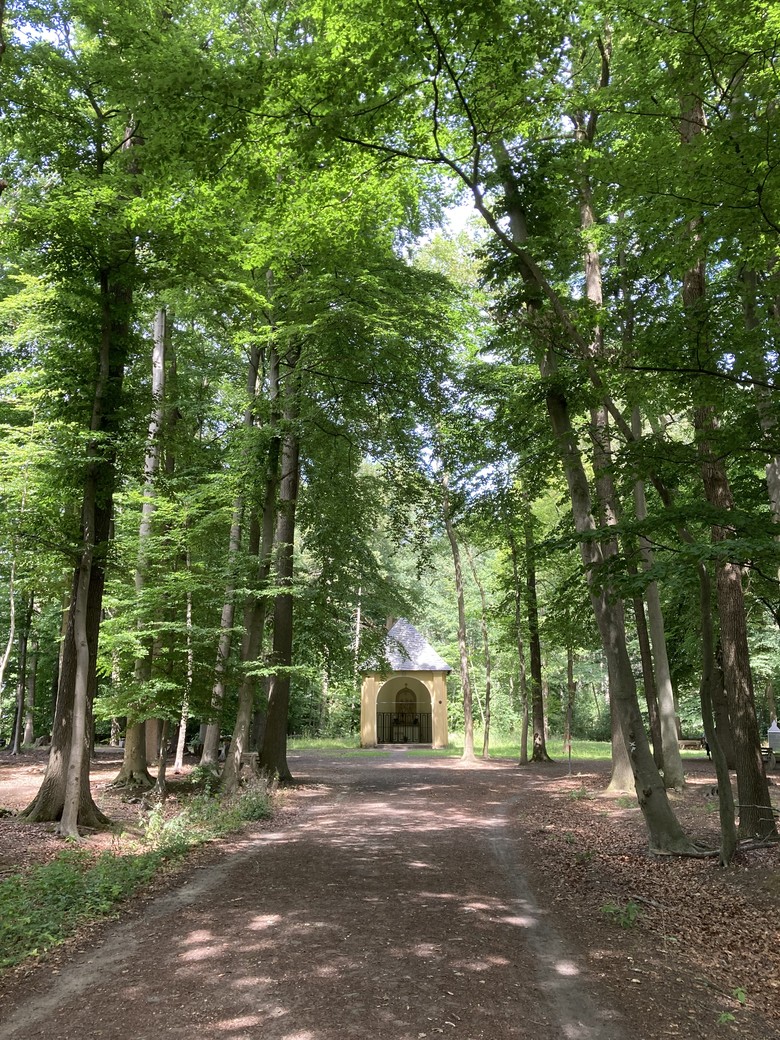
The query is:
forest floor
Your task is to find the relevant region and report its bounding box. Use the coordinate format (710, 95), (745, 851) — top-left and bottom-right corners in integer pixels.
(0, 747), (779, 1040)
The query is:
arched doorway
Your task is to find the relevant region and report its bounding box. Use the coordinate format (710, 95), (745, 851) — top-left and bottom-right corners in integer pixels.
(375, 676), (432, 744)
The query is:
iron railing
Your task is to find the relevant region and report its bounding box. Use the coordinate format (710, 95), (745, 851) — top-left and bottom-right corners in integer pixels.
(377, 712), (432, 744)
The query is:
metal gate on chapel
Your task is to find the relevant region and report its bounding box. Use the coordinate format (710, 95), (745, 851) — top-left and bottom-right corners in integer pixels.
(376, 712), (432, 744)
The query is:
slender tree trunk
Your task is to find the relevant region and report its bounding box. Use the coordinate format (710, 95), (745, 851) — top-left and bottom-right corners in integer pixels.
(223, 348), (281, 796)
(631, 411), (686, 787)
(767, 680), (777, 725)
(0, 559), (15, 720)
(115, 309), (168, 789)
(464, 544), (492, 759)
(441, 473), (476, 762)
(23, 261), (130, 827)
(629, 580), (663, 771)
(60, 476), (96, 839)
(565, 647), (577, 763)
(202, 346), (264, 768)
(259, 350), (300, 782)
(524, 517), (551, 762)
(11, 596), (33, 755)
(200, 498), (244, 767)
(698, 564), (738, 865)
(23, 635), (37, 746)
(152, 719), (170, 801)
(508, 531), (529, 764)
(173, 549), (194, 774)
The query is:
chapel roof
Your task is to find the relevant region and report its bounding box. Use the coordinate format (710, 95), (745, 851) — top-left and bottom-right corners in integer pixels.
(374, 618), (451, 673)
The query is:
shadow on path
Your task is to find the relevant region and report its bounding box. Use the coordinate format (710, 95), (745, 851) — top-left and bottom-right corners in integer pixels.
(2, 751), (624, 1040)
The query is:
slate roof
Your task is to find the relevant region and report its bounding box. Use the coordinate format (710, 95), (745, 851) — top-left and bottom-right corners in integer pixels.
(374, 619), (451, 673)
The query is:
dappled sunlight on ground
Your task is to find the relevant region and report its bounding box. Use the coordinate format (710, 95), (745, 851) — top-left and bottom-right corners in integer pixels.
(2, 751), (647, 1040)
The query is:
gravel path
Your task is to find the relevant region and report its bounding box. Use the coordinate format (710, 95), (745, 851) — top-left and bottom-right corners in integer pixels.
(2, 750), (626, 1040)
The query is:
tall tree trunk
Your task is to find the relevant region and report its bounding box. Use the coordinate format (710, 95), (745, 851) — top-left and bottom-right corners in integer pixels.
(115, 308), (168, 789)
(200, 497), (244, 768)
(628, 576), (663, 771)
(202, 346), (263, 768)
(223, 351), (281, 797)
(173, 547), (194, 774)
(464, 543), (493, 759)
(23, 635), (37, 746)
(524, 516), (551, 762)
(0, 559), (15, 727)
(508, 531), (529, 764)
(565, 646), (577, 772)
(680, 94), (774, 838)
(767, 680), (777, 725)
(23, 263), (131, 827)
(696, 411), (775, 837)
(631, 410), (686, 788)
(11, 596), (33, 755)
(441, 473), (476, 762)
(697, 563), (738, 864)
(259, 350), (300, 782)
(59, 475), (97, 839)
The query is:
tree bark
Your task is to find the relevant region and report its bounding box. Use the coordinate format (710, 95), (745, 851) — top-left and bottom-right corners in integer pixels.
(696, 414), (775, 837)
(524, 517), (551, 762)
(544, 366), (693, 851)
(22, 263), (130, 828)
(464, 543), (492, 759)
(679, 95), (774, 838)
(258, 350), (300, 782)
(173, 548), (194, 774)
(23, 635), (37, 746)
(115, 308), (168, 789)
(630, 583), (663, 771)
(441, 472), (476, 762)
(631, 410), (686, 788)
(202, 346), (265, 768)
(11, 596), (33, 755)
(697, 563), (738, 865)
(565, 647), (577, 763)
(508, 531), (529, 764)
(223, 350), (281, 796)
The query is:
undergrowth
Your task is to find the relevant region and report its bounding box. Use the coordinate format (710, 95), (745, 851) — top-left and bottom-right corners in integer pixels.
(0, 778), (273, 970)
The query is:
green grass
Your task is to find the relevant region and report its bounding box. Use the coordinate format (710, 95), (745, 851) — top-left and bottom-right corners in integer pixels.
(288, 732), (613, 761)
(0, 779), (273, 971)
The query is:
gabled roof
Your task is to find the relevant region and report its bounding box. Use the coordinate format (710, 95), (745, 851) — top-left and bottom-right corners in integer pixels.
(372, 618), (451, 673)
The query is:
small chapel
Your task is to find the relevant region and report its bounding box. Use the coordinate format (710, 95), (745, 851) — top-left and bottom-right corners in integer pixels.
(359, 618), (451, 748)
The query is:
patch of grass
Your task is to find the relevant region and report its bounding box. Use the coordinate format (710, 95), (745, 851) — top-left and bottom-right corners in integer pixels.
(287, 735), (360, 751)
(568, 786), (592, 801)
(0, 847), (162, 968)
(286, 733), (614, 761)
(0, 779), (273, 970)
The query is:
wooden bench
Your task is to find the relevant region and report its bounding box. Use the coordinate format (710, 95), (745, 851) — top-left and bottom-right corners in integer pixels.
(678, 738), (705, 751)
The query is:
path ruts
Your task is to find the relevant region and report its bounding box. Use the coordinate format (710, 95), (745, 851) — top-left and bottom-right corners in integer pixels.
(2, 751), (624, 1040)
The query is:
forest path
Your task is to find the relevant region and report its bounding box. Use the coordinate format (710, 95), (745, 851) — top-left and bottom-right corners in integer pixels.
(2, 750), (625, 1040)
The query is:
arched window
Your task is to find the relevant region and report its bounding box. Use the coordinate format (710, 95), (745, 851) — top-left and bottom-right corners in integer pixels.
(395, 686), (416, 715)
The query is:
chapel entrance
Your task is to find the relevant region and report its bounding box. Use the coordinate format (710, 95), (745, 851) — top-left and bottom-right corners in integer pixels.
(375, 684), (432, 744)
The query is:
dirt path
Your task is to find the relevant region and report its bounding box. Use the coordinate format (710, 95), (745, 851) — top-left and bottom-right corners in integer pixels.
(2, 750), (627, 1040)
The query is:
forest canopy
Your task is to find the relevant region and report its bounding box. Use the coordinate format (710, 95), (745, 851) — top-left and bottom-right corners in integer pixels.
(1, 0), (779, 859)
